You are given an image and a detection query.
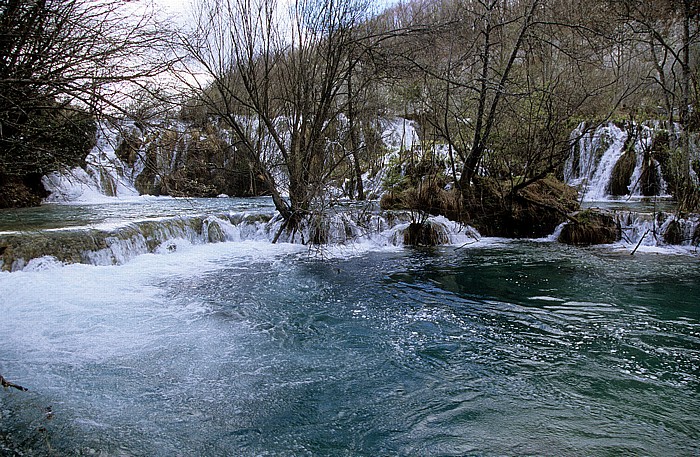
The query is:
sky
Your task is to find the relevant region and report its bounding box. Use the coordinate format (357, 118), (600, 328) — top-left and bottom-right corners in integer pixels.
(152, 0), (193, 25)
(152, 0), (399, 23)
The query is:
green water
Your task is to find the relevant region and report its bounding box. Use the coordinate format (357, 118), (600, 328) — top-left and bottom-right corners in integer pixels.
(0, 238), (697, 455)
(0, 197), (275, 232)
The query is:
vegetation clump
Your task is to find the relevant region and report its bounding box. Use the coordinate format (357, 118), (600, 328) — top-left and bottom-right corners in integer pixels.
(0, 174), (48, 208)
(463, 176), (580, 238)
(380, 182), (462, 222)
(558, 210), (621, 246)
(403, 221), (450, 247)
(663, 219), (684, 245)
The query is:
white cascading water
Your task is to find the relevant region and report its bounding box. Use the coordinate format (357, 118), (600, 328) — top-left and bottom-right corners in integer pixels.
(565, 121), (671, 201)
(2, 210), (482, 272)
(42, 122), (143, 202)
(0, 116), (492, 271)
(566, 123), (627, 201)
(617, 211), (699, 249)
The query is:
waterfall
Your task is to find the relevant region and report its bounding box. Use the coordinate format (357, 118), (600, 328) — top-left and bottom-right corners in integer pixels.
(0, 210), (481, 271)
(42, 122), (142, 202)
(617, 211), (699, 249)
(565, 122), (671, 201)
(565, 123), (627, 200)
(40, 116), (425, 203)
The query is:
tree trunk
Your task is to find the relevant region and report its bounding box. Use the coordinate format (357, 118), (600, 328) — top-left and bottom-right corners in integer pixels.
(347, 62), (364, 200)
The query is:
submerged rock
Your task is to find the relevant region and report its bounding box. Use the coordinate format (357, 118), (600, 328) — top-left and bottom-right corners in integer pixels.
(558, 210), (621, 246)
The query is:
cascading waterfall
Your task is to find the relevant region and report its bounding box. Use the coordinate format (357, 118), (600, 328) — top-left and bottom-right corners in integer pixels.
(42, 122), (143, 202)
(573, 123), (628, 201)
(560, 121), (700, 251)
(565, 121), (670, 201)
(0, 209), (481, 272)
(616, 211), (699, 248)
(40, 117), (423, 203)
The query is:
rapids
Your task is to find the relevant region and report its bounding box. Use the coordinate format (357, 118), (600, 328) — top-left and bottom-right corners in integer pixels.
(0, 234), (698, 456)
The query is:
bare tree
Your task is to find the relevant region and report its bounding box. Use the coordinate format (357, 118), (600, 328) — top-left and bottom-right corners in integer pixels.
(178, 0), (377, 236)
(0, 0), (173, 206)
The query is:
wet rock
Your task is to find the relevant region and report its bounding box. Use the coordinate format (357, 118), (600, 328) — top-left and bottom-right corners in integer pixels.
(663, 219), (684, 245)
(403, 221), (449, 246)
(206, 220), (225, 243)
(559, 210), (621, 246)
(609, 150), (635, 196)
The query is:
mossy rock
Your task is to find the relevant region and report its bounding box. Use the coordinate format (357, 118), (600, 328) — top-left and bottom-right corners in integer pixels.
(609, 151), (635, 196)
(466, 176), (580, 238)
(663, 219), (683, 245)
(640, 154), (661, 196)
(206, 221), (226, 243)
(242, 213), (273, 224)
(403, 221), (449, 246)
(558, 210), (620, 246)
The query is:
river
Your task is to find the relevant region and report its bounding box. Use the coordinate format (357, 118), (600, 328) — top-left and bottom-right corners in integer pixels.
(0, 197), (698, 455)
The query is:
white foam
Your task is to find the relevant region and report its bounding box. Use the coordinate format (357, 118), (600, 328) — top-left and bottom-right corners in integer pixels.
(0, 240), (305, 366)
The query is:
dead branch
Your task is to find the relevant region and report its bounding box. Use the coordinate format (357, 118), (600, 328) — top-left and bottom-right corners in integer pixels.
(0, 374), (28, 392)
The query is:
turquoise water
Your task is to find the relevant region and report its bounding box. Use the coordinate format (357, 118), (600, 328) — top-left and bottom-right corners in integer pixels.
(0, 197), (275, 232)
(0, 232), (698, 455)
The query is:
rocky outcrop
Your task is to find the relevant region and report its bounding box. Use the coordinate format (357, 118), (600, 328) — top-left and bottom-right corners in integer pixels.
(465, 176), (580, 238)
(381, 175), (580, 239)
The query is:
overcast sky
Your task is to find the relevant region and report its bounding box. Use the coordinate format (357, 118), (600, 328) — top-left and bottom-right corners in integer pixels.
(152, 0), (192, 24)
(152, 0), (398, 24)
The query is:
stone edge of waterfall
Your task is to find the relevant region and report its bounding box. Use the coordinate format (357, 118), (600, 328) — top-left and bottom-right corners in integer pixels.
(0, 211), (485, 272)
(557, 208), (700, 253)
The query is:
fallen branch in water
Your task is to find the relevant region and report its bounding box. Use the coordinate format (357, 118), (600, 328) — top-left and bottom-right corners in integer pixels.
(631, 229), (650, 256)
(0, 374), (28, 392)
